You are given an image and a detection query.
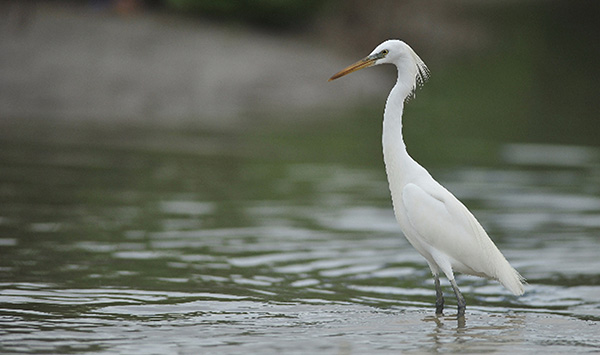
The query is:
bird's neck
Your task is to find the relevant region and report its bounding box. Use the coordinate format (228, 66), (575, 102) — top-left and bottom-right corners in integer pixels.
(382, 79), (413, 158)
(382, 78), (420, 188)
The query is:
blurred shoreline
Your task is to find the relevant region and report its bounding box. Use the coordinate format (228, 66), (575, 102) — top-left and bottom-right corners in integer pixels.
(0, 1), (389, 129)
(1, 0), (597, 136)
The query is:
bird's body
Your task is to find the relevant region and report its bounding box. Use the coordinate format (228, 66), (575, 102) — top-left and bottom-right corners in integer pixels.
(329, 40), (524, 316)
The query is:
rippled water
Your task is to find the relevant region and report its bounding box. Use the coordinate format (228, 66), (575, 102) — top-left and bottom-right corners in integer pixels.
(1, 120), (600, 353)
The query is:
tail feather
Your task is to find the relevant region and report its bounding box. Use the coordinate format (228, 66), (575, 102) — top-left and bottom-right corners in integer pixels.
(497, 264), (526, 296)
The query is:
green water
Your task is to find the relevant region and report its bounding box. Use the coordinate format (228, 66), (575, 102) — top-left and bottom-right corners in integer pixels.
(1, 114), (599, 353)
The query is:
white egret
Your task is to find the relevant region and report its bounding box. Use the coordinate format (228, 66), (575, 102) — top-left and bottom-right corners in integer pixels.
(329, 40), (524, 316)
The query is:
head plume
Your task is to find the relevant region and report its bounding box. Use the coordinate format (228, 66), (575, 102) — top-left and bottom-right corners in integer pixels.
(405, 43), (430, 101)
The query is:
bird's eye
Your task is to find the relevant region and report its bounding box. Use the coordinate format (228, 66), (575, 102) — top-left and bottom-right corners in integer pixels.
(381, 49), (389, 55)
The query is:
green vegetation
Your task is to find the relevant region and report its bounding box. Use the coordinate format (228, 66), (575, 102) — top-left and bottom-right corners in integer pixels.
(163, 0), (325, 28)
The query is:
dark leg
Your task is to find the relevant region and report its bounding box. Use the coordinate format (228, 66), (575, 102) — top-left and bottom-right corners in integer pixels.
(434, 275), (444, 315)
(449, 279), (466, 317)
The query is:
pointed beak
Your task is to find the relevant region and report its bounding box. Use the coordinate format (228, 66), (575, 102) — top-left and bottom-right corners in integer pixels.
(328, 54), (379, 81)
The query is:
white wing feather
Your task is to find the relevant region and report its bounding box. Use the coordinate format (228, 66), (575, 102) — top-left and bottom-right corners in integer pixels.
(402, 182), (524, 295)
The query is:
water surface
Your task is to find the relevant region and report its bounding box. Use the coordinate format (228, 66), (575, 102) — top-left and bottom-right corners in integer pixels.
(1, 120), (599, 353)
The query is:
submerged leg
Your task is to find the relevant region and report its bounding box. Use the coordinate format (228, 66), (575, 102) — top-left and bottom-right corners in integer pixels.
(434, 275), (444, 315)
(449, 279), (466, 317)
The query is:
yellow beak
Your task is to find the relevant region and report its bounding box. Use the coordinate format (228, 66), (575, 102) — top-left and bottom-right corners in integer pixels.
(328, 55), (378, 82)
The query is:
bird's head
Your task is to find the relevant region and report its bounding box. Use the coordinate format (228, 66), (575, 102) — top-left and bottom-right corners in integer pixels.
(329, 40), (429, 97)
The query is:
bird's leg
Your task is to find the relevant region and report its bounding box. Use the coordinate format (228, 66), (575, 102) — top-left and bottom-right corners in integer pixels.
(449, 279), (466, 317)
(434, 275), (444, 315)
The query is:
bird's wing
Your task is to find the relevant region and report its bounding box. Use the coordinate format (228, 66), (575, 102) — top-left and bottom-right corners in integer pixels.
(401, 182), (490, 273)
(402, 182), (525, 293)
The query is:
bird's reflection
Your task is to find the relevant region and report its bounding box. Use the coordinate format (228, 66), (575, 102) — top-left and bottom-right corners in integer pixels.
(421, 311), (525, 352)
(424, 313), (466, 329)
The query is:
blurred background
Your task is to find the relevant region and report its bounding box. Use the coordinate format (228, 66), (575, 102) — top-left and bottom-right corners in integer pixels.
(1, 1), (600, 353)
(1, 0), (598, 143)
